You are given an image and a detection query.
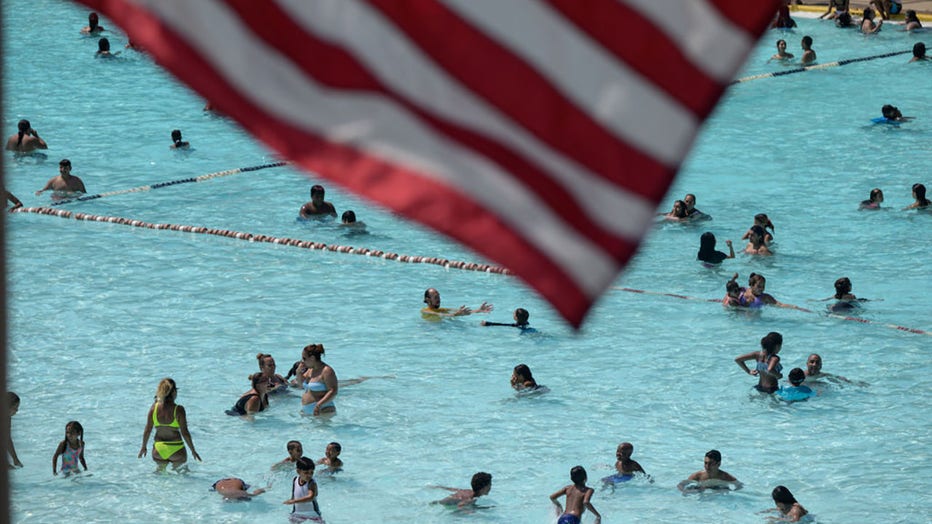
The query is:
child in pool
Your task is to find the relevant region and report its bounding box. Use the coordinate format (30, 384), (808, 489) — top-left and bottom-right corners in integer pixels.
(602, 442), (649, 485)
(317, 442), (343, 473)
(723, 276), (742, 307)
(481, 307), (532, 330)
(52, 421), (87, 475)
(776, 368), (815, 402)
(431, 472), (492, 508)
(283, 457), (323, 520)
(510, 364), (548, 394)
(550, 466), (602, 524)
(273, 440), (304, 470)
(211, 477), (267, 500)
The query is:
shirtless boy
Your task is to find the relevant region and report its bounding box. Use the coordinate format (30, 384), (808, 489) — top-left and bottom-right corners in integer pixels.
(550, 466), (602, 524)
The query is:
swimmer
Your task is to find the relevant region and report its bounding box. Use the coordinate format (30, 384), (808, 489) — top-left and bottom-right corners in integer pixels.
(339, 210), (367, 231)
(677, 450), (742, 492)
(697, 232), (734, 265)
(431, 472), (493, 509)
(510, 364), (548, 394)
(770, 39), (794, 61)
(80, 12), (105, 35)
(735, 332), (784, 394)
(770, 485), (808, 522)
(274, 440), (304, 470)
(421, 287), (492, 320)
(859, 188), (884, 209)
(550, 466), (602, 524)
(804, 353), (860, 386)
(169, 129), (190, 150)
(824, 276), (870, 312)
(734, 273), (807, 311)
(481, 307), (532, 329)
(775, 368), (815, 402)
(904, 183), (931, 210)
(52, 421), (87, 476)
(880, 105), (913, 123)
(300, 343), (338, 416)
(284, 457), (323, 520)
(212, 477), (267, 500)
(662, 200), (689, 221)
(602, 442), (649, 486)
(800, 36), (816, 65)
(6, 392), (22, 468)
(225, 373), (270, 416)
(910, 42), (929, 62)
(95, 37), (117, 58)
(299, 184), (337, 219)
(741, 214), (774, 245)
(316, 442), (343, 473)
(903, 10), (923, 32)
(722, 276), (742, 307)
(36, 159), (86, 200)
(6, 119), (48, 154)
(256, 353), (289, 394)
(744, 226), (772, 256)
(683, 193), (710, 219)
(860, 7), (883, 33)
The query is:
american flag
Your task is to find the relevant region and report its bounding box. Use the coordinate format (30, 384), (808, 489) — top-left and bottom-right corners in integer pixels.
(75, 0), (779, 327)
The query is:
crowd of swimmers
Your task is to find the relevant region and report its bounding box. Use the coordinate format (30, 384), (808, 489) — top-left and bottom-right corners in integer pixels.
(5, 7), (929, 523)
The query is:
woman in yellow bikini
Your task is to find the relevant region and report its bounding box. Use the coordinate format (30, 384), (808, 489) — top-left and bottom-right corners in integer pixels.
(139, 378), (201, 470)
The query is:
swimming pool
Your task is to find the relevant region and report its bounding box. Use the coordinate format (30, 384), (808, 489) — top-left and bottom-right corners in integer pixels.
(5, 2), (931, 522)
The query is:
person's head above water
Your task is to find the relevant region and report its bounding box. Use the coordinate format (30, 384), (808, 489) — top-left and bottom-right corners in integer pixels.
(341, 210), (356, 224)
(834, 277), (852, 297)
(761, 332), (783, 355)
(788, 368), (805, 386)
(881, 105), (903, 120)
(806, 354), (823, 375)
(913, 42), (927, 59)
(514, 308), (529, 326)
(423, 287), (441, 308)
(471, 472), (492, 496)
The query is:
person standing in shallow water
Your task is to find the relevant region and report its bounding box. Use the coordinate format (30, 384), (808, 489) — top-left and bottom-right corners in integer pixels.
(35, 159), (86, 200)
(421, 287), (492, 320)
(735, 332), (784, 393)
(139, 378), (201, 470)
(6, 119), (47, 153)
(299, 184), (337, 219)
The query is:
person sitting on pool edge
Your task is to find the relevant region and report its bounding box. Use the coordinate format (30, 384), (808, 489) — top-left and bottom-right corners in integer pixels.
(677, 449), (742, 492)
(421, 287), (492, 320)
(481, 307), (533, 330)
(299, 184), (337, 219)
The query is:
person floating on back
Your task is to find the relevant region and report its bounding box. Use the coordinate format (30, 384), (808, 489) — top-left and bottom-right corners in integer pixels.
(550, 465), (602, 524)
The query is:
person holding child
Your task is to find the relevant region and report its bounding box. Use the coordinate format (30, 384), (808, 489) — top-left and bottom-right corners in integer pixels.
(735, 332), (784, 394)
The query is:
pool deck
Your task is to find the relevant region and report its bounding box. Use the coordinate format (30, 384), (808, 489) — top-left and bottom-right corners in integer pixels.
(795, 1), (932, 19)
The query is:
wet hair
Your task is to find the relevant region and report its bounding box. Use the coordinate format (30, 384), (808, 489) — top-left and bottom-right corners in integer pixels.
(761, 332), (783, 354)
(570, 465), (587, 486)
(16, 120), (30, 147)
(882, 105), (902, 120)
(248, 372), (265, 389)
(672, 200), (687, 218)
(328, 442), (342, 453)
(287, 440), (303, 452)
(296, 456), (315, 472)
(471, 472), (492, 494)
(913, 183), (929, 205)
(836, 11), (853, 27)
(6, 391), (20, 408)
(341, 210), (356, 223)
(256, 353), (273, 370)
(88, 12), (99, 29)
(302, 343), (325, 361)
(748, 272), (765, 288)
(788, 368), (805, 386)
(834, 277), (852, 298)
(705, 449), (722, 463)
(801, 35), (813, 48)
(754, 213), (774, 231)
(59, 158), (71, 167)
(776, 38), (787, 47)
(310, 184), (325, 197)
(725, 280), (740, 295)
(905, 10), (920, 23)
(772, 485), (798, 505)
(171, 129), (183, 145)
(513, 364), (537, 387)
(423, 288), (438, 304)
(697, 232), (717, 259)
(869, 188), (883, 202)
(862, 7), (874, 20)
(914, 42), (927, 59)
(154, 378), (177, 405)
(64, 421), (85, 445)
(748, 225), (767, 245)
(97, 37), (110, 52)
(514, 308), (529, 326)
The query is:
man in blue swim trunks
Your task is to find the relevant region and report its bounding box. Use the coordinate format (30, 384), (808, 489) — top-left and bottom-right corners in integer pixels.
(550, 466), (602, 524)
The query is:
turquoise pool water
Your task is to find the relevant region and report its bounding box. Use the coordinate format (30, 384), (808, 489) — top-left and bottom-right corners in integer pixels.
(4, 3), (931, 523)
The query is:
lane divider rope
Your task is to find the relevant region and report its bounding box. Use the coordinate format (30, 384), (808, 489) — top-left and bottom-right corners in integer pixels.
(50, 161), (288, 206)
(730, 47), (919, 85)
(13, 206), (513, 275)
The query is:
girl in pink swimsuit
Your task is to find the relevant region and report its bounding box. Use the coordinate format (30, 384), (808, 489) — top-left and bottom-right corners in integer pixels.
(52, 421), (87, 476)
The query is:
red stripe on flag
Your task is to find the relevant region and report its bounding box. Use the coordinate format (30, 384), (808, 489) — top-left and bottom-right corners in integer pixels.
(546, 0), (723, 116)
(366, 0), (676, 202)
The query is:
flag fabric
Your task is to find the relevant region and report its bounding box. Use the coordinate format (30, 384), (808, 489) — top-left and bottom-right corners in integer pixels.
(74, 0), (779, 327)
